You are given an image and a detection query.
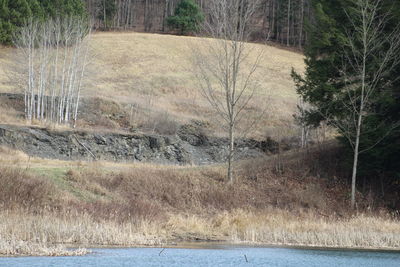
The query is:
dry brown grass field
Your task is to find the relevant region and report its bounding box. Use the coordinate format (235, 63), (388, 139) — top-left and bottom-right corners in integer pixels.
(0, 32), (304, 137)
(0, 145), (399, 255)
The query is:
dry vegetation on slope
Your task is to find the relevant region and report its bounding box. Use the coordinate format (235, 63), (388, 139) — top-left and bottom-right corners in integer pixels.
(0, 32), (304, 137)
(0, 145), (399, 255)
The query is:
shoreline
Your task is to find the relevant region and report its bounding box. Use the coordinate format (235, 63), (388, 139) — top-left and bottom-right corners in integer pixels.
(2, 240), (399, 258)
(72, 241), (400, 252)
(2, 209), (400, 257)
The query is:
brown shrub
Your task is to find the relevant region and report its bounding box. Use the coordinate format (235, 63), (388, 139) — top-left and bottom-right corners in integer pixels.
(72, 199), (165, 223)
(135, 112), (179, 135)
(0, 144), (355, 221)
(0, 167), (54, 209)
(77, 97), (131, 129)
(76, 167), (277, 215)
(66, 169), (82, 183)
(236, 146), (350, 214)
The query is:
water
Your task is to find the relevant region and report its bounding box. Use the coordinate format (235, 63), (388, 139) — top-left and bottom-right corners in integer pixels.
(1, 245), (399, 267)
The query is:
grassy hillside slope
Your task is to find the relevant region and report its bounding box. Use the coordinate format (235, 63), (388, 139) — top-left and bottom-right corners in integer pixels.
(0, 32), (304, 137)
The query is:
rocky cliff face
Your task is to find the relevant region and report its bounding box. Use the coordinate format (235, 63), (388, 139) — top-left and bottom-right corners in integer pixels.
(0, 124), (280, 165)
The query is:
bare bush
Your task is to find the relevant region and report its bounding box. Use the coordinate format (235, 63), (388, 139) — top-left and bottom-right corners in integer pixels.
(0, 168), (54, 209)
(150, 113), (179, 135)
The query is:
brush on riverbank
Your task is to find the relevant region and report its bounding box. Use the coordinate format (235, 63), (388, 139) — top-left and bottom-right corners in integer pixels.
(1, 209), (399, 255)
(0, 238), (89, 257)
(0, 145), (399, 255)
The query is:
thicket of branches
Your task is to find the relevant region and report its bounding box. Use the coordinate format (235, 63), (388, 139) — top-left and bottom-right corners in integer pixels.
(12, 17), (91, 126)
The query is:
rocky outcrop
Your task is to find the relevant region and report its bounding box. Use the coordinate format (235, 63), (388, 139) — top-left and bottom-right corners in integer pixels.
(0, 124), (282, 165)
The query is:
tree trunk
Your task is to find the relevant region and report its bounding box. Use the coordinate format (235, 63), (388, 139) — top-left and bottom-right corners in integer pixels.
(351, 113), (362, 209)
(271, 0), (275, 40)
(144, 0), (149, 31)
(287, 0), (291, 46)
(162, 0), (169, 32)
(299, 0), (304, 49)
(228, 122), (235, 183)
(103, 0), (107, 29)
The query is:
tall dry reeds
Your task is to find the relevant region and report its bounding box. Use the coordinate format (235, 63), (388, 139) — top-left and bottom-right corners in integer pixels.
(0, 238), (89, 257)
(0, 210), (164, 247)
(1, 209), (399, 253)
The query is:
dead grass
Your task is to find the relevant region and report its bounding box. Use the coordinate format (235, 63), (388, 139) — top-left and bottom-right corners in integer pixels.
(0, 167), (55, 210)
(0, 32), (304, 137)
(0, 209), (398, 252)
(86, 32), (304, 100)
(0, 95), (24, 124)
(168, 209), (400, 249)
(0, 237), (89, 257)
(0, 145), (399, 254)
(0, 210), (164, 247)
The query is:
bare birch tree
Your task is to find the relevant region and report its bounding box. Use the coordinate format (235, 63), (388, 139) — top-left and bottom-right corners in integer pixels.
(191, 0), (264, 183)
(322, 0), (400, 209)
(13, 17), (91, 126)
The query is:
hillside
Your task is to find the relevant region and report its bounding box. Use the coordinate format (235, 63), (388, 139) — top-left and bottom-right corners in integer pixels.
(0, 32), (304, 138)
(0, 32), (399, 256)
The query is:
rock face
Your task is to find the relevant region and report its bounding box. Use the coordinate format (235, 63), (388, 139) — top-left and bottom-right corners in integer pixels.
(0, 124), (280, 165)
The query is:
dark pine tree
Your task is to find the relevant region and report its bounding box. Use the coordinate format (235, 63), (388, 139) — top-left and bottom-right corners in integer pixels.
(292, 0), (400, 208)
(0, 0), (34, 45)
(0, 0), (87, 45)
(166, 0), (204, 35)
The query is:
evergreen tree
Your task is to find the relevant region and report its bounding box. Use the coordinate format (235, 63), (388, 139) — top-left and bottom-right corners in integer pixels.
(38, 0), (86, 18)
(167, 0), (204, 35)
(0, 0), (34, 45)
(293, 0), (400, 207)
(0, 0), (87, 45)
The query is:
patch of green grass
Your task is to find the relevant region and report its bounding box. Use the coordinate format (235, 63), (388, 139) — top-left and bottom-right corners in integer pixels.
(30, 167), (69, 190)
(29, 167), (105, 202)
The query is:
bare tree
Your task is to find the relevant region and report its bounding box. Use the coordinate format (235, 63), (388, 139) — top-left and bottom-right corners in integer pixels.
(191, 0), (264, 183)
(294, 96), (311, 148)
(322, 0), (400, 209)
(13, 17), (91, 126)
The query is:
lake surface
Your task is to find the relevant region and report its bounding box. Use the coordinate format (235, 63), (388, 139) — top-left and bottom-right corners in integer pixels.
(1, 245), (400, 267)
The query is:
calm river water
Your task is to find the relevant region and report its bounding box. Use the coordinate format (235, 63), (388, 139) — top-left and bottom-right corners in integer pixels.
(1, 246), (399, 266)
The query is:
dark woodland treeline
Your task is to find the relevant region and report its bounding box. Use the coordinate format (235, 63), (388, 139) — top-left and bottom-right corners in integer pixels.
(0, 0), (86, 45)
(85, 0), (311, 48)
(0, 0), (311, 48)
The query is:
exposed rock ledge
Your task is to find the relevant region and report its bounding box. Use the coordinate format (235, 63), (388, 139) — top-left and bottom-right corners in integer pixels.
(0, 124), (285, 165)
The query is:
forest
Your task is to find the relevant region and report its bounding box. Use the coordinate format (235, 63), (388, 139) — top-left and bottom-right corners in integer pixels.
(84, 0), (311, 47)
(1, 0), (310, 47)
